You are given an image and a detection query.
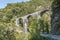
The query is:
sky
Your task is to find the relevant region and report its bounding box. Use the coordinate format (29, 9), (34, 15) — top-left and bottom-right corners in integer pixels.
(0, 0), (30, 9)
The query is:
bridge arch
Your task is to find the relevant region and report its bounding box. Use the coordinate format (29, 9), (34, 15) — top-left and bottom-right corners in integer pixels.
(19, 18), (23, 27)
(26, 15), (33, 32)
(27, 15), (33, 22)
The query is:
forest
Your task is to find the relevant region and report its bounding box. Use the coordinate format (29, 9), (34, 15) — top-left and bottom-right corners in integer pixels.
(0, 0), (60, 40)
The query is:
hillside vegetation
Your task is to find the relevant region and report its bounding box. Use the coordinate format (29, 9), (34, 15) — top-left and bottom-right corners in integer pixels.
(0, 0), (57, 40)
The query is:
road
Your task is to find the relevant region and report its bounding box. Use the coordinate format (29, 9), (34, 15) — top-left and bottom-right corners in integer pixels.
(40, 33), (60, 40)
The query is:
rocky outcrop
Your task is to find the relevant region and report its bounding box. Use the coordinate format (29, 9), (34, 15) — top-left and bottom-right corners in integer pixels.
(51, 0), (60, 35)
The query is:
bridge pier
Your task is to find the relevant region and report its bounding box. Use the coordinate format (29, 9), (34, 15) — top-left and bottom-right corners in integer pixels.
(15, 18), (20, 26)
(22, 17), (28, 34)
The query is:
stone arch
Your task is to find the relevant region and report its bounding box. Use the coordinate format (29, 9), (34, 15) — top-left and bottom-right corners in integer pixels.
(37, 7), (51, 17)
(19, 18), (23, 27)
(27, 15), (33, 32)
(15, 18), (23, 27)
(38, 9), (51, 33)
(27, 15), (33, 22)
(27, 15), (32, 18)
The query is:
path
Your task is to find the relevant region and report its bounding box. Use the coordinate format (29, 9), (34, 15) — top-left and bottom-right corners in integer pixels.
(40, 33), (60, 40)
